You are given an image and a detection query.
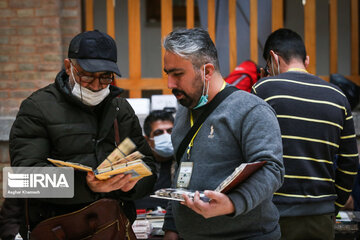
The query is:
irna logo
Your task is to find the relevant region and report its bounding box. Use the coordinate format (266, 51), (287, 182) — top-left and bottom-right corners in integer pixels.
(8, 172), (69, 188)
(3, 167), (74, 198)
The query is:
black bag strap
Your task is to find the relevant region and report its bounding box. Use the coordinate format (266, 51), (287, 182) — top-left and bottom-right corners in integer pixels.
(176, 86), (238, 164)
(114, 119), (120, 146)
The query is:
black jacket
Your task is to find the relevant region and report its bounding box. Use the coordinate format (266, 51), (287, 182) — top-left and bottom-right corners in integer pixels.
(9, 69), (157, 233)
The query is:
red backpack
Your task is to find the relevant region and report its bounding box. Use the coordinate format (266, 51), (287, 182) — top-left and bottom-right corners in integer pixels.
(225, 60), (260, 92)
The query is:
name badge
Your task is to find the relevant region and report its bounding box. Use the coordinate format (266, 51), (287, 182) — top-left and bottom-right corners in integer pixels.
(176, 162), (193, 188)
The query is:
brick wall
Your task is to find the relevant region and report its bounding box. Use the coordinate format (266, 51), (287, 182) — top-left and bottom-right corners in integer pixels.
(0, 0), (82, 206)
(0, 141), (9, 206)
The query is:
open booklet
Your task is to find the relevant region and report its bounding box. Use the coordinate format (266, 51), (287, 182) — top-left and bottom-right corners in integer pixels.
(151, 161), (266, 202)
(48, 138), (153, 180)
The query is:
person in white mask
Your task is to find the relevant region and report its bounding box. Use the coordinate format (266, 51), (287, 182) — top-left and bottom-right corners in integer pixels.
(9, 30), (157, 239)
(135, 110), (175, 210)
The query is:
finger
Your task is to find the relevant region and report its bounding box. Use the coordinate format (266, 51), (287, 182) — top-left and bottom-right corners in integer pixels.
(105, 173), (126, 185)
(87, 171), (95, 178)
(121, 178), (139, 192)
(86, 171), (96, 183)
(110, 174), (132, 189)
(182, 193), (197, 210)
(192, 191), (202, 208)
(182, 193), (191, 205)
(111, 173), (126, 181)
(260, 68), (266, 78)
(182, 193), (204, 216)
(193, 191), (200, 201)
(203, 190), (222, 201)
(192, 191), (209, 210)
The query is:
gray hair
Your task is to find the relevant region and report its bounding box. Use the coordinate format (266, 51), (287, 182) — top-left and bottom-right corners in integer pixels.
(163, 28), (220, 71)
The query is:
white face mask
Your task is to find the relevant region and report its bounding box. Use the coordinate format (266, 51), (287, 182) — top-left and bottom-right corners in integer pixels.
(70, 64), (110, 106)
(152, 133), (174, 158)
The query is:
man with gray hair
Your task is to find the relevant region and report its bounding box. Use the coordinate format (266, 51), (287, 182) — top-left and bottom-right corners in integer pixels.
(162, 27), (285, 239)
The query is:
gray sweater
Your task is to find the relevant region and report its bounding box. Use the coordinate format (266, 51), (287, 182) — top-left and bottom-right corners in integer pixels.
(163, 89), (285, 240)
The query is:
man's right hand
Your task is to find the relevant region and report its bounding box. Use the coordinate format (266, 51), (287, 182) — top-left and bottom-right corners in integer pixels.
(260, 67), (269, 78)
(164, 230), (179, 240)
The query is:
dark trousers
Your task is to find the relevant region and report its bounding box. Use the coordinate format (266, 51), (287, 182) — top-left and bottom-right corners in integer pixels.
(279, 214), (334, 240)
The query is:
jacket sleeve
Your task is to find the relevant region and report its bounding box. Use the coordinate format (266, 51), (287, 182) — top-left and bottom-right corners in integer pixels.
(10, 98), (52, 167)
(9, 98), (97, 205)
(227, 104), (285, 217)
(104, 98), (157, 201)
(334, 104), (359, 213)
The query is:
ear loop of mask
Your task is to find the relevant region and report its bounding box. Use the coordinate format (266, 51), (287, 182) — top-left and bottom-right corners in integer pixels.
(271, 55), (280, 76)
(203, 65), (209, 96)
(70, 63), (83, 101)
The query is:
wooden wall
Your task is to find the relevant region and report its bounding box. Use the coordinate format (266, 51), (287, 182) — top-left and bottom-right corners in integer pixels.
(84, 0), (360, 98)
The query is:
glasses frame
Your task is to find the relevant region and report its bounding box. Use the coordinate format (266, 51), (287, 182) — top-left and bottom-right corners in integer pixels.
(263, 57), (271, 76)
(70, 62), (114, 85)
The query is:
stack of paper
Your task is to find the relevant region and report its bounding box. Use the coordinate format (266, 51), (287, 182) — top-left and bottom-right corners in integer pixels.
(132, 219), (152, 239)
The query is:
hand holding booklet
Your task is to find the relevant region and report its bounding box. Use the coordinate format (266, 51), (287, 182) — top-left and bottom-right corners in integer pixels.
(48, 138), (153, 180)
(151, 161), (266, 202)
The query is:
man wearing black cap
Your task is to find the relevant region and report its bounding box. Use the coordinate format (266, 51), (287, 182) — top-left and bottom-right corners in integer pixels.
(9, 30), (157, 239)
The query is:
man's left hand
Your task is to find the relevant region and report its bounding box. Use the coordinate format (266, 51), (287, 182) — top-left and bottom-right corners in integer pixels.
(181, 190), (235, 219)
(86, 172), (139, 193)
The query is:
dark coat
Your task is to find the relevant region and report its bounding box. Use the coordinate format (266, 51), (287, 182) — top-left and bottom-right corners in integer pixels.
(9, 69), (157, 235)
(0, 198), (23, 240)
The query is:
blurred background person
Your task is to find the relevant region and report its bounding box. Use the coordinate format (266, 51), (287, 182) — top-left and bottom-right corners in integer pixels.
(252, 28), (359, 240)
(135, 110), (176, 210)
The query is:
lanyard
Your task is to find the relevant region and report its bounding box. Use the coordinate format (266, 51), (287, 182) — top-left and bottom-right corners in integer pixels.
(186, 81), (227, 160)
(287, 68), (308, 73)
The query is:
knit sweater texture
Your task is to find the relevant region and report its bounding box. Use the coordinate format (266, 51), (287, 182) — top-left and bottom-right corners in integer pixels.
(163, 88), (284, 240)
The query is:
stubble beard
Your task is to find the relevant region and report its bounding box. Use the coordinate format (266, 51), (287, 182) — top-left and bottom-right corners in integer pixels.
(173, 71), (203, 108)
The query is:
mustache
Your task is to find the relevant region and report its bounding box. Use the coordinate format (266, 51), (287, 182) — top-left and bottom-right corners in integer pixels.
(172, 89), (186, 96)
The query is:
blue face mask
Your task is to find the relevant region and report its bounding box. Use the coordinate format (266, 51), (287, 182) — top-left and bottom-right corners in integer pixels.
(193, 95), (208, 109)
(153, 133), (174, 158)
(193, 65), (209, 109)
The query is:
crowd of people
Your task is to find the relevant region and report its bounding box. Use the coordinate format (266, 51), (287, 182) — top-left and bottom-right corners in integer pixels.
(0, 26), (358, 240)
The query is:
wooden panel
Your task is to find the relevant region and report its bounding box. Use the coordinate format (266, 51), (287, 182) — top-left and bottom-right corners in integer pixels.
(128, 0), (142, 98)
(161, 0), (173, 94)
(319, 75), (330, 82)
(229, 0), (237, 72)
(142, 89), (163, 99)
(186, 0), (194, 29)
(208, 0), (216, 43)
(90, 0), (360, 98)
(304, 0), (316, 74)
(106, 0), (115, 39)
(272, 0), (284, 31)
(250, 0), (258, 63)
(319, 75), (360, 86)
(329, 0), (338, 74)
(351, 0), (359, 76)
(346, 75), (360, 86)
(85, 0), (94, 31)
(114, 78), (168, 90)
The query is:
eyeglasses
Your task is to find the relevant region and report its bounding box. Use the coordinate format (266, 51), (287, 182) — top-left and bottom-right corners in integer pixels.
(71, 62), (114, 84)
(152, 128), (172, 137)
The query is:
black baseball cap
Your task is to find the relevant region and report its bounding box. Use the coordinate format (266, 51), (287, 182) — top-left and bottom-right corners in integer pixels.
(68, 30), (121, 77)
